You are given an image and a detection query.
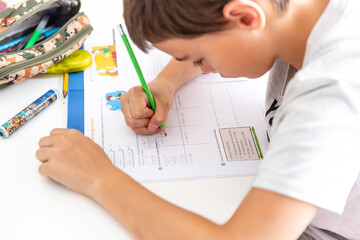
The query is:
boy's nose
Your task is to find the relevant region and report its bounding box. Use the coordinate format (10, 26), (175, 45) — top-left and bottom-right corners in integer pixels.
(201, 64), (216, 74)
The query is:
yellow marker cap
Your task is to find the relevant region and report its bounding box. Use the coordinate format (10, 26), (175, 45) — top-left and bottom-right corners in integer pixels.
(46, 49), (92, 73)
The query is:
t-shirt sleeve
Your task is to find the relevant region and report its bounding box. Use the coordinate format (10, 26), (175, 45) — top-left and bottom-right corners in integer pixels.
(252, 75), (360, 214)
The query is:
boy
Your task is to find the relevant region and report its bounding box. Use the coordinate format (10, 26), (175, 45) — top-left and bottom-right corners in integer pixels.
(36, 0), (360, 239)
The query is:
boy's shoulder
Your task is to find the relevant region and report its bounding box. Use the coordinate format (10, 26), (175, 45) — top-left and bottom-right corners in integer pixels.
(305, 0), (360, 62)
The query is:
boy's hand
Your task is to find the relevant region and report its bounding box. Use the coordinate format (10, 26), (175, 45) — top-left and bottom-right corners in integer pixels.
(36, 128), (116, 197)
(120, 78), (174, 135)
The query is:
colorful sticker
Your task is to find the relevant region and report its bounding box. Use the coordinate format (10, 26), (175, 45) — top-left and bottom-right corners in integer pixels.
(92, 45), (118, 77)
(105, 90), (126, 111)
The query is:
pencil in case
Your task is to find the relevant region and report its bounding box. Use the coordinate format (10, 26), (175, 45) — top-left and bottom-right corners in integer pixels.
(0, 0), (93, 87)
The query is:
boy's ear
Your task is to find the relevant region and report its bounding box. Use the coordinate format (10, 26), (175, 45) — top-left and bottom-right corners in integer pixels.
(223, 0), (266, 30)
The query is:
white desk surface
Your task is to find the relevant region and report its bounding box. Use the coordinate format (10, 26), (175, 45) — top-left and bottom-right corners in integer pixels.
(0, 1), (267, 239)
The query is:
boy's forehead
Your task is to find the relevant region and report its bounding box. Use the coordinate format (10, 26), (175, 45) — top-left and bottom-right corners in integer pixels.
(153, 34), (215, 57)
(153, 38), (195, 57)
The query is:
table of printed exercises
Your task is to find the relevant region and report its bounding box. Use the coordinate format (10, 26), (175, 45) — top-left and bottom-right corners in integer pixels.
(73, 26), (269, 182)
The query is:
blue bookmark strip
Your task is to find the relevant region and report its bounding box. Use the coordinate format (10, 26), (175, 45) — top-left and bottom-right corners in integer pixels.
(67, 71), (84, 133)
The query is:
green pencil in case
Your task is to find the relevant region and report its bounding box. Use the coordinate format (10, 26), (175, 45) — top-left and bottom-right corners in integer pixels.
(25, 15), (50, 49)
(118, 24), (167, 136)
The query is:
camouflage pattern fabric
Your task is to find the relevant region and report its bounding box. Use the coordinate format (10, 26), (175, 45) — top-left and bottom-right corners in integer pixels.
(0, 33), (90, 86)
(0, 14), (90, 68)
(0, 12), (91, 86)
(0, 0), (52, 33)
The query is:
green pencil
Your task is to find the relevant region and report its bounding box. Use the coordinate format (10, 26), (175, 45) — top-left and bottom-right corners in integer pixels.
(118, 24), (166, 135)
(25, 15), (49, 49)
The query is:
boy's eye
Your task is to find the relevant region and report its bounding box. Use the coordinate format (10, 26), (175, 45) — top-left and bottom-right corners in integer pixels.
(193, 59), (203, 66)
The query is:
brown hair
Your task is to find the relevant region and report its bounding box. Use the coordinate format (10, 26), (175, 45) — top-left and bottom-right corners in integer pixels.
(124, 0), (289, 52)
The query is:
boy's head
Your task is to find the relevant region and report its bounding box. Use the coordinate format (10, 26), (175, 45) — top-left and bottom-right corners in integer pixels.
(124, 0), (289, 52)
(124, 0), (291, 78)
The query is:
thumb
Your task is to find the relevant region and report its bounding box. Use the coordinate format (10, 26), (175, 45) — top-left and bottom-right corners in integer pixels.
(147, 105), (169, 133)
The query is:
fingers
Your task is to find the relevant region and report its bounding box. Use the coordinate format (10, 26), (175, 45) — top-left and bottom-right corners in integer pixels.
(121, 101), (153, 128)
(38, 162), (50, 177)
(127, 118), (153, 128)
(38, 128), (75, 148)
(122, 90), (154, 119)
(49, 128), (69, 135)
(148, 103), (170, 133)
(121, 89), (155, 129)
(129, 99), (154, 119)
(38, 136), (54, 147)
(39, 161), (57, 178)
(120, 84), (173, 134)
(132, 126), (161, 135)
(35, 147), (52, 162)
(132, 106), (154, 119)
(36, 128), (74, 162)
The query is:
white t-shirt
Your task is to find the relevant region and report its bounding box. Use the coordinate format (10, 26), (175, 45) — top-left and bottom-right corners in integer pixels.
(252, 0), (360, 237)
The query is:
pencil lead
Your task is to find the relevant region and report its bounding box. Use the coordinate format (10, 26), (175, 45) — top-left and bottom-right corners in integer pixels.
(161, 127), (167, 136)
(119, 24), (125, 34)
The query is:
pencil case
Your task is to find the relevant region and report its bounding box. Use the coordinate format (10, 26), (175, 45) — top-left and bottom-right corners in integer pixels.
(0, 0), (93, 87)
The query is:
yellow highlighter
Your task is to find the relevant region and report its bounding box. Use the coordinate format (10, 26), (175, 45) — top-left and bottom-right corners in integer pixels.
(46, 49), (92, 73)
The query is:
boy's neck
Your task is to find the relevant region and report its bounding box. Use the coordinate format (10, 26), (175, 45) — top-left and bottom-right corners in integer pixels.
(273, 0), (329, 70)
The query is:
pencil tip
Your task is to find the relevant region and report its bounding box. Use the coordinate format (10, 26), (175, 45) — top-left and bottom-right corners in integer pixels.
(119, 24), (125, 34)
(160, 127), (167, 136)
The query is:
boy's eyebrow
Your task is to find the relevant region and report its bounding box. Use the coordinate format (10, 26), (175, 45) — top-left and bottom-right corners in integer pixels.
(175, 56), (189, 61)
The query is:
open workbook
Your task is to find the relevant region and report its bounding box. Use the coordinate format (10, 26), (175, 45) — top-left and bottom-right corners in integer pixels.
(68, 26), (269, 182)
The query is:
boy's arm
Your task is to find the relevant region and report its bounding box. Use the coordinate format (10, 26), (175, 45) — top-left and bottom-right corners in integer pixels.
(37, 129), (318, 239)
(155, 57), (203, 93)
(93, 168), (318, 240)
